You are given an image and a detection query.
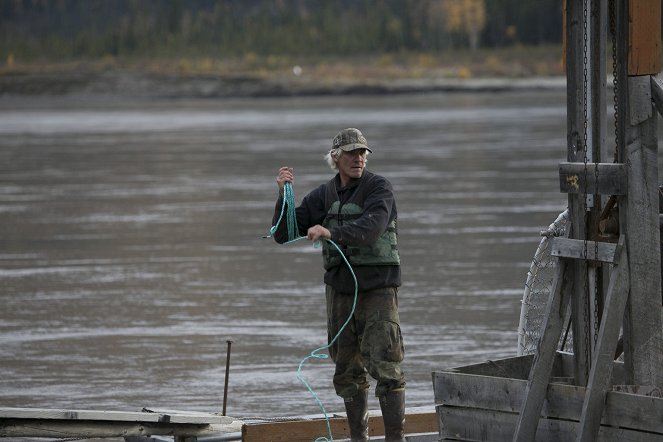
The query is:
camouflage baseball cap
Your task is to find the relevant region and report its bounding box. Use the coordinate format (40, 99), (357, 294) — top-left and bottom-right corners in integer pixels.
(332, 128), (373, 153)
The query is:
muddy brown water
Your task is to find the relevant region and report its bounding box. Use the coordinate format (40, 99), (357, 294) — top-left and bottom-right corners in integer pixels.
(1, 90), (600, 424)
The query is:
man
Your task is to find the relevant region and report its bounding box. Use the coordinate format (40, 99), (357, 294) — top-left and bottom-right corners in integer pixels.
(272, 128), (406, 442)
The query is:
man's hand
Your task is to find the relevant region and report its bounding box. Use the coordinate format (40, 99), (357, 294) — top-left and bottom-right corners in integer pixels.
(276, 166), (294, 195)
(307, 225), (331, 241)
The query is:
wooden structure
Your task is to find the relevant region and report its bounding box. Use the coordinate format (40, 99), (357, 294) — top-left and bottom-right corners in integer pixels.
(241, 407), (437, 442)
(0, 407), (242, 441)
(433, 0), (663, 440)
(433, 354), (663, 440)
(0, 406), (437, 441)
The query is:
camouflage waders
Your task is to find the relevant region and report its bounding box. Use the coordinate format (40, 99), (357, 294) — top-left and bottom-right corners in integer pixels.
(325, 285), (405, 400)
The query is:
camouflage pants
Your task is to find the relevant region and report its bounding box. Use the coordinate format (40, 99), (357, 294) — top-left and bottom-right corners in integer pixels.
(326, 285), (406, 399)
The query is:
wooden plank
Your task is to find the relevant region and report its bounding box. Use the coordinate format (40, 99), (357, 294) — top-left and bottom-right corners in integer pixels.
(243, 416), (345, 442)
(564, 0), (592, 384)
(442, 354), (533, 380)
(651, 74), (663, 118)
(629, 76), (653, 125)
(438, 405), (663, 442)
(440, 351), (628, 386)
(433, 370), (598, 424)
(558, 162), (627, 195)
(564, 0), (583, 164)
(577, 237), (630, 442)
(0, 407), (233, 425)
(550, 237), (618, 263)
(433, 372), (587, 421)
(432, 370), (663, 434)
(621, 79), (663, 387)
(0, 407), (243, 439)
(604, 389), (663, 435)
(444, 353), (581, 382)
(513, 259), (572, 441)
(612, 384), (663, 396)
(628, 0), (661, 75)
(241, 409), (437, 442)
(0, 419), (238, 438)
(440, 407), (577, 442)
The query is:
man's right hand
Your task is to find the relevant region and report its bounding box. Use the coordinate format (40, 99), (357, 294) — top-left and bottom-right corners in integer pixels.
(277, 166), (294, 195)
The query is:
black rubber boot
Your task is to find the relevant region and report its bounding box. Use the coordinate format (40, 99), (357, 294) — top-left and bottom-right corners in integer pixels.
(379, 388), (406, 442)
(344, 389), (369, 441)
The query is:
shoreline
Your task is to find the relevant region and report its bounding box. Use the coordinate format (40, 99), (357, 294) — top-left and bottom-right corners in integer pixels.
(0, 66), (566, 100)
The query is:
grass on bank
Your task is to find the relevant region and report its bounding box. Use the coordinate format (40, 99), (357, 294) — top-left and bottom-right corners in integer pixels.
(1, 45), (565, 82)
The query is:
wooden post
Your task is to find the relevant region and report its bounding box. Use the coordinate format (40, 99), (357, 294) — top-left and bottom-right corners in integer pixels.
(628, 0), (661, 75)
(576, 237), (629, 442)
(621, 75), (663, 386)
(513, 260), (573, 442)
(589, 0), (608, 342)
(612, 0), (662, 392)
(566, 0), (591, 387)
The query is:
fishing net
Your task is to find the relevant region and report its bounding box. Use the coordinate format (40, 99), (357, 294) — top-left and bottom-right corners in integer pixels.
(517, 209), (573, 356)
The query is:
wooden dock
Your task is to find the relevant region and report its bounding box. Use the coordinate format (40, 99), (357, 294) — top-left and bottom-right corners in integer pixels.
(0, 406), (437, 441)
(0, 407), (242, 441)
(241, 407), (437, 442)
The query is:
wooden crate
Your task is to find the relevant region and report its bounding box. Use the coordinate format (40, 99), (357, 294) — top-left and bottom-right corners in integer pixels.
(433, 353), (663, 441)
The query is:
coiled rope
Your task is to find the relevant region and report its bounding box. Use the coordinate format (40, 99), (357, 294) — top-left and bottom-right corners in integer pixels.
(269, 181), (300, 243)
(267, 182), (358, 442)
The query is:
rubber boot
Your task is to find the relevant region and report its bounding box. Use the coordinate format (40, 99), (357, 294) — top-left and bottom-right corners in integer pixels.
(344, 389), (369, 441)
(379, 388), (406, 442)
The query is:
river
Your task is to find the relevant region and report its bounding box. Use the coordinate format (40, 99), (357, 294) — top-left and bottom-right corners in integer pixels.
(1, 90), (575, 426)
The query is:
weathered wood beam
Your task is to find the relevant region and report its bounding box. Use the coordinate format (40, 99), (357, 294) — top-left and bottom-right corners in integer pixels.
(564, 0), (594, 386)
(559, 162), (627, 195)
(241, 409), (437, 442)
(550, 237), (619, 263)
(0, 407), (243, 440)
(651, 74), (663, 117)
(441, 352), (627, 386)
(433, 368), (663, 437)
(628, 0), (661, 75)
(621, 75), (663, 387)
(439, 404), (663, 442)
(444, 354), (534, 380)
(629, 76), (653, 125)
(0, 420), (235, 439)
(577, 236), (630, 442)
(513, 259), (572, 442)
(0, 407), (236, 425)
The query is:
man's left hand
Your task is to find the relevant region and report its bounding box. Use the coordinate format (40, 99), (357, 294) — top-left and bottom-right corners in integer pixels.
(307, 225), (331, 241)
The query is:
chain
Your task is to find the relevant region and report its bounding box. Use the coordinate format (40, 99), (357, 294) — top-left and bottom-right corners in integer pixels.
(591, 0), (601, 349)
(582, 0), (589, 236)
(593, 268), (600, 348)
(610, 0), (620, 163)
(580, 0), (593, 375)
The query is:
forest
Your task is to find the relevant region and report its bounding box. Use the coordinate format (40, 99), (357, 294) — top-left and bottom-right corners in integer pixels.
(1, 0), (564, 61)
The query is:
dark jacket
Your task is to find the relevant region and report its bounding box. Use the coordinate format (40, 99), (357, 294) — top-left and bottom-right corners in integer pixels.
(272, 170), (401, 294)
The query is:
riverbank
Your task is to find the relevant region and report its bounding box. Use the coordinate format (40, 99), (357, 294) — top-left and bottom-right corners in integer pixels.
(0, 67), (566, 98)
(0, 50), (566, 98)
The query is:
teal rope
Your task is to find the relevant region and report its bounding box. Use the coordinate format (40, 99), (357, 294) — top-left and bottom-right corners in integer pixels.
(267, 182), (359, 442)
(269, 182), (301, 243)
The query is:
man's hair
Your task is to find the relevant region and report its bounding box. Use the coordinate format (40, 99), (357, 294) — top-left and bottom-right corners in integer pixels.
(324, 148), (369, 171)
(324, 148), (341, 170)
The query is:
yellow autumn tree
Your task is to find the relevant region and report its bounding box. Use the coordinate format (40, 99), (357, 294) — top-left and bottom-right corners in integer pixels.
(440, 0), (486, 51)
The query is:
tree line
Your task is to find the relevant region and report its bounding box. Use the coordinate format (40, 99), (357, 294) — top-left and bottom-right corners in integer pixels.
(1, 0), (563, 61)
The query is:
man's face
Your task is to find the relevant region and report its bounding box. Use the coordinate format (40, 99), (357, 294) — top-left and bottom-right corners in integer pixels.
(336, 148), (367, 183)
